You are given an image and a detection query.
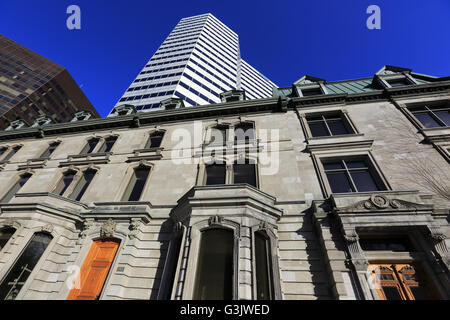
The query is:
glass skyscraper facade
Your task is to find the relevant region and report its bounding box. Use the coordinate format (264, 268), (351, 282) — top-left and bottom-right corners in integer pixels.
(113, 13), (277, 113)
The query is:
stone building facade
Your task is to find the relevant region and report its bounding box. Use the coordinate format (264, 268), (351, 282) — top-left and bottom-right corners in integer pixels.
(0, 66), (448, 300)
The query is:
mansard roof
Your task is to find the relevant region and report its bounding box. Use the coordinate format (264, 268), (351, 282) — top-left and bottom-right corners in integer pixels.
(274, 65), (446, 98)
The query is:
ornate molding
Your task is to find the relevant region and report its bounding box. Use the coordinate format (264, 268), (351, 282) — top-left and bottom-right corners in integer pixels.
(100, 219), (117, 238)
(338, 194), (432, 213)
(79, 219), (94, 240)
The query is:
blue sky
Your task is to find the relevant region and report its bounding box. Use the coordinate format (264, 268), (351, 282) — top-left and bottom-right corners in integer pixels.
(1, 0), (449, 117)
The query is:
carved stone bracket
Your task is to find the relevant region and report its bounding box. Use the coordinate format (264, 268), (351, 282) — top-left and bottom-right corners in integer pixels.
(128, 219), (142, 239)
(41, 223), (54, 234)
(100, 219), (117, 238)
(78, 219), (94, 241)
(428, 226), (449, 266)
(208, 215), (223, 226)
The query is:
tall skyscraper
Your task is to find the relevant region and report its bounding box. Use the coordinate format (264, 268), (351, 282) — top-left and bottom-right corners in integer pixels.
(113, 13), (277, 113)
(0, 35), (99, 129)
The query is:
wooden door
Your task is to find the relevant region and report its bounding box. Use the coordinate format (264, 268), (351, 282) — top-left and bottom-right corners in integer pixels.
(67, 240), (119, 300)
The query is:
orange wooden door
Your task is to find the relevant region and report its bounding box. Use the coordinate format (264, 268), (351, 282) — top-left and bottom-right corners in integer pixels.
(67, 240), (119, 300)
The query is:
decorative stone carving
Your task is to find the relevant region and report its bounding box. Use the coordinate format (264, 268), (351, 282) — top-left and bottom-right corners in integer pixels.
(208, 215), (223, 226)
(128, 219), (141, 239)
(428, 227), (449, 267)
(79, 219), (94, 239)
(339, 195), (431, 213)
(100, 219), (117, 238)
(41, 223), (54, 234)
(2, 218), (16, 227)
(370, 195), (389, 209)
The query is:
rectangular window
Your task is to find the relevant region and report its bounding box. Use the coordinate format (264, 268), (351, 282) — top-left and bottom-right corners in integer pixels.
(2, 146), (21, 162)
(205, 164), (226, 185)
(1, 174), (31, 203)
(145, 132), (164, 149)
(70, 171), (96, 201)
(98, 137), (117, 153)
(40, 142), (60, 158)
(233, 163), (257, 187)
(323, 158), (385, 193)
(387, 78), (410, 87)
(54, 172), (76, 196)
(307, 114), (353, 137)
(359, 236), (413, 252)
(81, 139), (100, 154)
(301, 87), (323, 96)
(408, 104), (450, 128)
(122, 167), (151, 201)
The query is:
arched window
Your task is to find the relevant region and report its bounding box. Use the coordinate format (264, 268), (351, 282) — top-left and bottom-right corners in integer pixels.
(53, 171), (76, 196)
(0, 227), (16, 252)
(70, 170), (96, 201)
(193, 228), (234, 300)
(234, 123), (254, 143)
(0, 232), (53, 300)
(1, 173), (31, 204)
(254, 231), (274, 300)
(145, 131), (165, 149)
(122, 166), (151, 201)
(205, 164), (226, 185)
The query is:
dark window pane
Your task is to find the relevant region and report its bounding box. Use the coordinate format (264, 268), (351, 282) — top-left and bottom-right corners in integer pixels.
(326, 172), (353, 193)
(328, 119), (350, 135)
(127, 168), (150, 201)
(206, 164), (226, 185)
(233, 164), (256, 187)
(255, 232), (273, 300)
(147, 132), (164, 148)
(102, 137), (117, 153)
(234, 123), (254, 142)
(360, 238), (412, 252)
(414, 113), (441, 128)
(382, 286), (403, 300)
(410, 286), (430, 300)
(3, 146), (21, 162)
(55, 173), (75, 196)
(434, 111), (450, 126)
(193, 229), (233, 300)
(83, 139), (99, 154)
(0, 232), (52, 300)
(388, 78), (409, 87)
(323, 162), (344, 170)
(0, 148), (6, 157)
(1, 175), (31, 203)
(350, 171), (381, 192)
(308, 121), (329, 137)
(210, 127), (226, 145)
(346, 161), (367, 169)
(71, 171), (96, 201)
(0, 228), (15, 251)
(41, 143), (59, 158)
(302, 88), (322, 96)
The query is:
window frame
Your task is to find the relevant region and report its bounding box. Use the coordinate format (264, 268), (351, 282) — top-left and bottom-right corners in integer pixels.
(0, 172), (32, 204)
(300, 109), (360, 140)
(68, 169), (98, 202)
(201, 156), (259, 188)
(121, 165), (152, 201)
(312, 152), (391, 197)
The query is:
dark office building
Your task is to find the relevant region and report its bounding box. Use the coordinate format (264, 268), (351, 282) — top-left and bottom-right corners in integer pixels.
(0, 34), (99, 129)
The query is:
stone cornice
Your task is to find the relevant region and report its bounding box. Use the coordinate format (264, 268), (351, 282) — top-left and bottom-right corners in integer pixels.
(0, 81), (449, 142)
